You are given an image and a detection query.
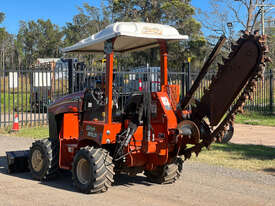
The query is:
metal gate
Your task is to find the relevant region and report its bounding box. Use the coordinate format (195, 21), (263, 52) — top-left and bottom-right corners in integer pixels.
(0, 63), (69, 127)
(0, 61), (274, 128)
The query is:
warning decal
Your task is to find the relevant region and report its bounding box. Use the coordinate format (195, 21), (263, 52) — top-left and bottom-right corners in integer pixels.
(161, 96), (171, 111)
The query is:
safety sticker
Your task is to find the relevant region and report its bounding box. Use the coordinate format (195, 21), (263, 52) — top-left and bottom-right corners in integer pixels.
(161, 96), (171, 110)
(87, 131), (97, 138)
(86, 125), (96, 132)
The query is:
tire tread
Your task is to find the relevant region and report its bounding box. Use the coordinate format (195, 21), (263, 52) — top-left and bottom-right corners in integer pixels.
(144, 157), (183, 184)
(72, 146), (114, 194)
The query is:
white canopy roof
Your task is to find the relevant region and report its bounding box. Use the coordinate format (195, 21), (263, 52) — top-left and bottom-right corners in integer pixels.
(62, 22), (188, 53)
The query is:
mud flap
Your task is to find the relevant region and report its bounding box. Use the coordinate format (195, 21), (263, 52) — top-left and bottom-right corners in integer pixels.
(6, 150), (29, 174)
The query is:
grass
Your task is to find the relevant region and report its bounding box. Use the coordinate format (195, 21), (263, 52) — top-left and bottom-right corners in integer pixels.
(0, 125), (274, 174)
(0, 92), (31, 112)
(235, 111), (275, 127)
(190, 143), (275, 174)
(0, 126), (49, 139)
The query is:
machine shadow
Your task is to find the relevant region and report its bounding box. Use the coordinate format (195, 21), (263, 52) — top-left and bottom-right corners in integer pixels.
(212, 143), (275, 161)
(0, 156), (153, 193)
(0, 155), (33, 181)
(39, 170), (75, 192)
(262, 168), (275, 176)
(40, 172), (155, 193)
(114, 174), (154, 187)
(0, 156), (75, 192)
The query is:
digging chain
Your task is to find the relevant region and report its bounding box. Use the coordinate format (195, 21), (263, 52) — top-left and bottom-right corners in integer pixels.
(182, 32), (270, 160)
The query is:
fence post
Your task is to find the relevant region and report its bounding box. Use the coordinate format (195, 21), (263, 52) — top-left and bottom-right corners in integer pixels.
(270, 69), (273, 114)
(68, 59), (73, 94)
(185, 62), (190, 94)
(0, 69), (1, 128)
(181, 63), (185, 99)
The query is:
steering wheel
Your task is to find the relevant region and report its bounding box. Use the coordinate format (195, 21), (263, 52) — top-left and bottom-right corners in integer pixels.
(87, 86), (119, 108)
(91, 88), (105, 106)
(112, 87), (119, 109)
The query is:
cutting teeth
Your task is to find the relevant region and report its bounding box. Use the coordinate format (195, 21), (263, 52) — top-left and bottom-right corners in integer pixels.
(250, 79), (257, 87)
(257, 73), (264, 80)
(231, 43), (239, 51)
(217, 63), (224, 70)
(264, 57), (272, 62)
(183, 33), (269, 160)
(228, 52), (235, 58)
(246, 87), (255, 93)
(262, 45), (269, 53)
(229, 119), (234, 125)
(211, 75), (216, 82)
(241, 30), (249, 36)
(257, 70), (263, 76)
(195, 147), (201, 156)
(222, 57), (229, 64)
(184, 151), (191, 160)
(203, 87), (209, 95)
(237, 38), (245, 44)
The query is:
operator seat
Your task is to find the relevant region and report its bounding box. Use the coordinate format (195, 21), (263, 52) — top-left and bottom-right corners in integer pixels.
(123, 92), (144, 125)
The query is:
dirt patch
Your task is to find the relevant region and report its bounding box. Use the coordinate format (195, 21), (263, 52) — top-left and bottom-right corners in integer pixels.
(0, 124), (274, 206)
(231, 124), (275, 147)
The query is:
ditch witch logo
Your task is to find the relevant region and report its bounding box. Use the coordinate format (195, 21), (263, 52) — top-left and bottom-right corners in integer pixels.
(142, 26), (162, 35)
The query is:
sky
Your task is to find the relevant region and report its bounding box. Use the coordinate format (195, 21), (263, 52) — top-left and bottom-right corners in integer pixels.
(0, 0), (210, 35)
(0, 0), (101, 34)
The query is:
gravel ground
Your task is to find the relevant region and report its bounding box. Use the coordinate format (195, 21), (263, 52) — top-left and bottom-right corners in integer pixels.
(0, 124), (275, 206)
(231, 124), (275, 147)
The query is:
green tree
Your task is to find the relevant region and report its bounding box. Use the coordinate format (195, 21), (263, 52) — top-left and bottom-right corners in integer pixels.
(63, 13), (90, 47)
(0, 12), (6, 69)
(265, 18), (274, 69)
(108, 0), (206, 70)
(62, 1), (206, 70)
(0, 12), (5, 24)
(0, 12), (15, 70)
(196, 0), (274, 68)
(18, 19), (63, 67)
(63, 2), (111, 66)
(196, 0), (274, 40)
(63, 2), (111, 47)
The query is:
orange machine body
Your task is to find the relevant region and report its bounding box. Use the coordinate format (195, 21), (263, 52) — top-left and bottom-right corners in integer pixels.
(125, 91), (178, 170)
(58, 90), (179, 170)
(49, 38), (183, 171)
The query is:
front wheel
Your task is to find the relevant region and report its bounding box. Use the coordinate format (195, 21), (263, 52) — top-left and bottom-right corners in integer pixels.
(28, 138), (59, 180)
(72, 146), (114, 194)
(144, 157), (183, 184)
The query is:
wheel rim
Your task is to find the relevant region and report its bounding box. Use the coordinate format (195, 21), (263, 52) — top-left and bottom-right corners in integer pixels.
(76, 158), (91, 185)
(31, 149), (43, 172)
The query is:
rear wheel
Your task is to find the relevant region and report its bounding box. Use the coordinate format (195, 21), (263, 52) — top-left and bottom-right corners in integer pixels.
(216, 124), (234, 143)
(29, 138), (59, 180)
(72, 146), (114, 194)
(144, 157), (183, 184)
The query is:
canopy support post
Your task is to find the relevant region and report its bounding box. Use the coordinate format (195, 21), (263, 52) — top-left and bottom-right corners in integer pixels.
(159, 40), (168, 90)
(104, 39), (115, 124)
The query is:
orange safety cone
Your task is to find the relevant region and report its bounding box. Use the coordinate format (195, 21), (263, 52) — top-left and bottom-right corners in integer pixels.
(12, 114), (19, 131)
(138, 79), (142, 91)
